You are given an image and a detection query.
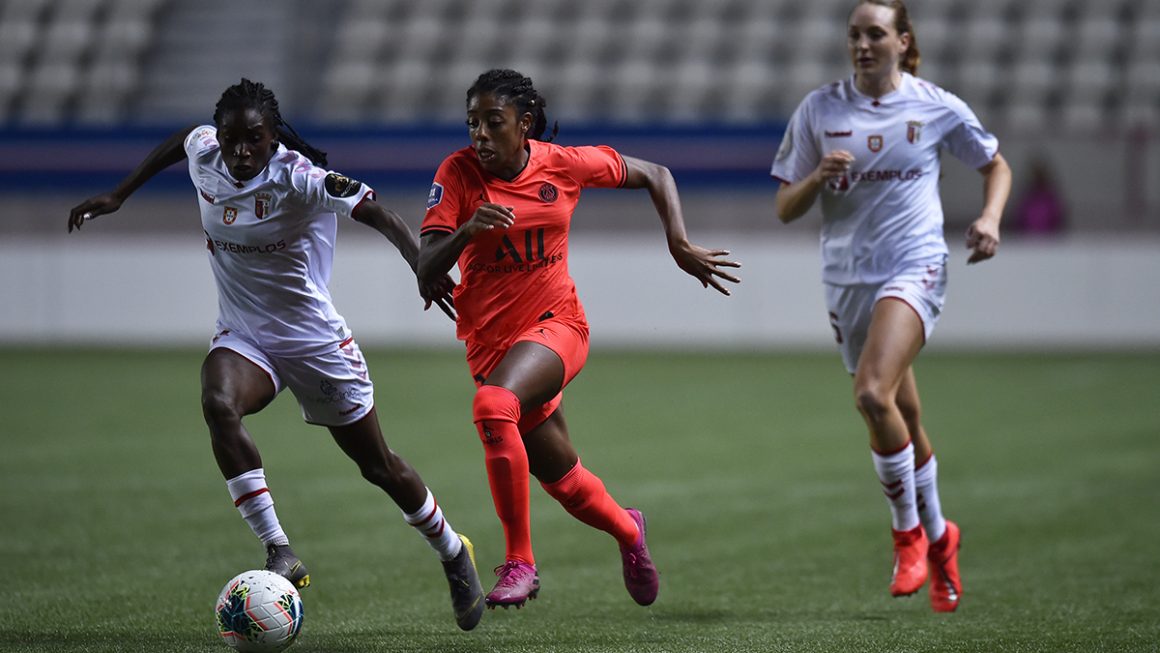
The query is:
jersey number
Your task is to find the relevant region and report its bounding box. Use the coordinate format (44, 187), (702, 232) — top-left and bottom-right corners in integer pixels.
(496, 228), (546, 263)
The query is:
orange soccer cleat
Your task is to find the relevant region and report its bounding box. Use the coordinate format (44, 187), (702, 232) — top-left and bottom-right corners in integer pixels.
(927, 521), (962, 612)
(889, 525), (928, 597)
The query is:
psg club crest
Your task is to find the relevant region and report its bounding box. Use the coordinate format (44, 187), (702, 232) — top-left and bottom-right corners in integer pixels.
(223, 207), (238, 225)
(907, 120), (924, 144)
(538, 182), (558, 203)
(867, 134), (884, 152)
(254, 193), (272, 219)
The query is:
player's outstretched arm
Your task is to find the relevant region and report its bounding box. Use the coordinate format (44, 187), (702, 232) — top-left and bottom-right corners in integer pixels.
(620, 155), (741, 296)
(352, 200), (456, 320)
(67, 126), (196, 232)
(966, 152), (1012, 264)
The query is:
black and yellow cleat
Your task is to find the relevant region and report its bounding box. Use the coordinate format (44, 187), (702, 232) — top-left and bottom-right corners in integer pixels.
(265, 543), (311, 589)
(441, 535), (485, 630)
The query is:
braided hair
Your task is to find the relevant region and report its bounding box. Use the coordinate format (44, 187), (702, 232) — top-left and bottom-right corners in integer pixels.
(466, 69), (559, 142)
(212, 78), (329, 166)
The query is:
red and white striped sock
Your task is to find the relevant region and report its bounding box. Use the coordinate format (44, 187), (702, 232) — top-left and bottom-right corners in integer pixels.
(871, 442), (921, 532)
(914, 453), (947, 543)
(403, 488), (462, 561)
(226, 468), (288, 546)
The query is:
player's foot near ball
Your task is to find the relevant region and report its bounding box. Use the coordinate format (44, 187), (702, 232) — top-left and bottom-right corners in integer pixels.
(927, 521), (962, 612)
(441, 535), (485, 630)
(484, 560), (539, 609)
(265, 543), (310, 589)
(620, 508), (659, 606)
(889, 525), (928, 597)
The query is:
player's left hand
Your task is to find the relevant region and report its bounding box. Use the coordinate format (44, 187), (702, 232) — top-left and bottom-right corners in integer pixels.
(420, 273), (457, 321)
(669, 240), (742, 296)
(966, 217), (1000, 264)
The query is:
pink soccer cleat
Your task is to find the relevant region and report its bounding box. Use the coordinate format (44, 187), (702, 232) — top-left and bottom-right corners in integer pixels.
(620, 508), (659, 606)
(485, 560), (540, 609)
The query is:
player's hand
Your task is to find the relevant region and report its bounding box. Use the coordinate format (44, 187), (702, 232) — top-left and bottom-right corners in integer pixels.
(813, 150), (855, 184)
(966, 216), (1000, 264)
(420, 273), (457, 321)
(669, 240), (742, 296)
(67, 193), (123, 232)
(463, 203), (515, 237)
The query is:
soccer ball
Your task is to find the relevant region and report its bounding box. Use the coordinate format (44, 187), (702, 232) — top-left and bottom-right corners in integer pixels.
(214, 570), (304, 652)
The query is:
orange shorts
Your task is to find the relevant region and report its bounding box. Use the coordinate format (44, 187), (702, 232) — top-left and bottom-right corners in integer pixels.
(466, 313), (589, 433)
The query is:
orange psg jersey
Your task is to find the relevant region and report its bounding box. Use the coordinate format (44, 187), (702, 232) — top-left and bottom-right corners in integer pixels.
(421, 140), (627, 348)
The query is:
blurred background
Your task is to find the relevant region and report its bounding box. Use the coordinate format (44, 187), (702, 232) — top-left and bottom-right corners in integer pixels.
(1, 0), (1158, 349)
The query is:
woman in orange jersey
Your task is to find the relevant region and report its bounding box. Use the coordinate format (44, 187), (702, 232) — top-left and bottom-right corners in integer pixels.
(418, 69), (740, 609)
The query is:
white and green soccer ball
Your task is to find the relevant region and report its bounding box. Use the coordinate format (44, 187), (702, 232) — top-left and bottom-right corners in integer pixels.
(214, 570), (304, 652)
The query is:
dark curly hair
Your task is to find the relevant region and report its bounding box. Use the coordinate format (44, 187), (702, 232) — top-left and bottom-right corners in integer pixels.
(213, 78), (329, 166)
(466, 69), (558, 142)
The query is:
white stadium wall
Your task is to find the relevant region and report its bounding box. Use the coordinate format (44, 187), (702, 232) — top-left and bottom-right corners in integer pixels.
(3, 232), (1158, 349)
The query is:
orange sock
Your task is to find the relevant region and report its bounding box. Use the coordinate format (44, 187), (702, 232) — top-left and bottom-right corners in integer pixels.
(473, 385), (534, 565)
(541, 459), (639, 548)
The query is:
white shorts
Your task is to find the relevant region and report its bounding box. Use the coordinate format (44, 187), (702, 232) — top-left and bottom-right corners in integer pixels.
(209, 329), (374, 427)
(824, 257), (948, 374)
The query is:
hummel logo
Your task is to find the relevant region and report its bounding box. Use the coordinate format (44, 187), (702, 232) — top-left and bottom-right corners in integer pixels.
(825, 130), (853, 137)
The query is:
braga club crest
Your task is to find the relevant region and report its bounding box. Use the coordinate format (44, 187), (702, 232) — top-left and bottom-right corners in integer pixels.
(255, 192), (272, 219)
(907, 120), (924, 144)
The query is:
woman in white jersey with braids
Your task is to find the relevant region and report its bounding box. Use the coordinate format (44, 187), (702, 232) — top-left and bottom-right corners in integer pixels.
(770, 1), (1011, 612)
(67, 79), (485, 631)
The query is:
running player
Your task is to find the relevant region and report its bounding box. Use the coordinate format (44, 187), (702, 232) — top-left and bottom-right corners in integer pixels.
(418, 69), (740, 609)
(67, 79), (485, 630)
(770, 1), (1012, 612)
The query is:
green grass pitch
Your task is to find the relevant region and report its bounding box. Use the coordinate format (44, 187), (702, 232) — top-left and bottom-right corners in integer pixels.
(0, 348), (1157, 652)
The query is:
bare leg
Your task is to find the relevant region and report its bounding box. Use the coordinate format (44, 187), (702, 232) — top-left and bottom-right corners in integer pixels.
(200, 348), (276, 479)
(327, 408), (427, 513)
(853, 298), (925, 452)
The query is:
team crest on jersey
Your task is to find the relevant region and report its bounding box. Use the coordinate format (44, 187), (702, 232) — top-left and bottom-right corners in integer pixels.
(324, 172), (361, 198)
(427, 182), (444, 209)
(867, 134), (884, 152)
(254, 192), (272, 219)
(538, 182), (558, 203)
(222, 207), (238, 225)
(907, 120), (924, 144)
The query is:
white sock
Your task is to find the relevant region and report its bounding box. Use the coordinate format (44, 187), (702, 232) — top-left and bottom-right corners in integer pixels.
(871, 443), (921, 532)
(403, 488), (463, 561)
(226, 468), (289, 546)
(914, 454), (947, 543)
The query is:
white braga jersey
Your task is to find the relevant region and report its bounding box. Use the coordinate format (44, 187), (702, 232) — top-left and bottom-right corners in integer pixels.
(770, 73), (999, 286)
(185, 125), (374, 357)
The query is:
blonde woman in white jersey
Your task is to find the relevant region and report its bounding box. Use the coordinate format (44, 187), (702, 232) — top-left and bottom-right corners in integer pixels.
(67, 79), (485, 631)
(770, 1), (1011, 612)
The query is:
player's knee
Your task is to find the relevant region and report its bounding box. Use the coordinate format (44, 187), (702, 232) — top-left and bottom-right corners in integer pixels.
(473, 384), (521, 424)
(201, 388), (243, 427)
(853, 382), (891, 423)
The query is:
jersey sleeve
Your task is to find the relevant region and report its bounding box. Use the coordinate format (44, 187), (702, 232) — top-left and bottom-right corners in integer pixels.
(562, 145), (627, 189)
(293, 161), (376, 219)
(940, 93), (1000, 170)
(770, 98), (821, 185)
(421, 156), (467, 237)
(184, 125), (219, 158)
